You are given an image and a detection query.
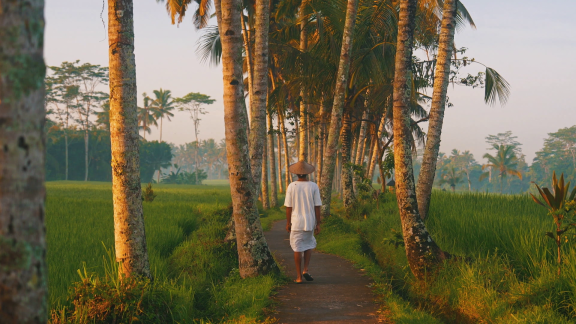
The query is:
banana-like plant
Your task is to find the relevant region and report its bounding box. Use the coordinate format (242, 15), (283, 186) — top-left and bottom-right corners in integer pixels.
(530, 171), (576, 276)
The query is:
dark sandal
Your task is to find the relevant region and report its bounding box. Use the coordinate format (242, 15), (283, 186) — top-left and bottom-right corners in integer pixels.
(302, 273), (314, 281)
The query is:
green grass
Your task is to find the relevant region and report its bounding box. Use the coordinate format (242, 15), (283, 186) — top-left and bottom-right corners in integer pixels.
(318, 191), (576, 323)
(46, 181), (284, 323)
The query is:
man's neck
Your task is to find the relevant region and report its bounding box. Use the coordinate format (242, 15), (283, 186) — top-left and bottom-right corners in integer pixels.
(297, 178), (308, 182)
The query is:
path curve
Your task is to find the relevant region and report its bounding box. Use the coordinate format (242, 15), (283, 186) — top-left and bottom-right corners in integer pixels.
(265, 220), (380, 323)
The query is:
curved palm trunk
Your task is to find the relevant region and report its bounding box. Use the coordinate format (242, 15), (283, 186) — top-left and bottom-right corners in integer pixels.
(0, 1), (48, 321)
(367, 112), (386, 181)
(219, 0), (277, 277)
(393, 0), (445, 281)
(277, 116), (285, 193)
(341, 111), (356, 208)
(108, 0), (151, 279)
(319, 0), (359, 218)
(416, 0), (458, 220)
(268, 111), (278, 207)
(248, 0), (271, 195)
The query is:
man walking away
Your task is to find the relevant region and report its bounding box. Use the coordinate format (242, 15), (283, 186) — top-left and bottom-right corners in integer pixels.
(284, 161), (322, 283)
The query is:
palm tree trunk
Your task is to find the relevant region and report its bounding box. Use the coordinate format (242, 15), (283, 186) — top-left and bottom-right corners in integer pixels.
(298, 0), (309, 162)
(317, 101), (327, 186)
(368, 111), (387, 181)
(247, 0), (271, 195)
(65, 131), (69, 180)
(160, 116), (163, 142)
(268, 111), (278, 207)
(280, 107), (291, 190)
(319, 0), (359, 218)
(84, 129), (89, 181)
(340, 110), (356, 208)
(0, 1), (48, 320)
(277, 116), (285, 193)
(241, 14), (254, 103)
(219, 0), (277, 277)
(415, 0), (458, 220)
(393, 0), (445, 281)
(261, 139), (270, 209)
(108, 0), (151, 279)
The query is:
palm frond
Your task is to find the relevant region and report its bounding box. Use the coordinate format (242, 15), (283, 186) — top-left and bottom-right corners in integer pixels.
(485, 67), (510, 106)
(196, 25), (222, 66)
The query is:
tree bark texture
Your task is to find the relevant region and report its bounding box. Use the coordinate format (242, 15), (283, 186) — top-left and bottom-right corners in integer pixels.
(298, 0), (309, 162)
(319, 0), (359, 218)
(355, 109), (368, 165)
(261, 135), (270, 210)
(267, 111), (278, 207)
(416, 0), (458, 220)
(276, 115), (284, 193)
(393, 0), (444, 281)
(0, 1), (48, 322)
(367, 112), (387, 181)
(248, 0), (270, 195)
(219, 0), (277, 277)
(108, 0), (151, 279)
(340, 111), (356, 208)
(316, 101), (327, 186)
(279, 107), (291, 191)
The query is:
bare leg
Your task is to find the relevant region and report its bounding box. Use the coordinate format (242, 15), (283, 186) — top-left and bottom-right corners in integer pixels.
(294, 252), (303, 282)
(303, 249), (312, 274)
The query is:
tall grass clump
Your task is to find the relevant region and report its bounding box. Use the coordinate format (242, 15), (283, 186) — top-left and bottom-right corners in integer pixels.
(46, 181), (284, 323)
(318, 190), (576, 322)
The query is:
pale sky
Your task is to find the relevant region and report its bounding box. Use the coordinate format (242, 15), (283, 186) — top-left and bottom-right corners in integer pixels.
(45, 0), (576, 163)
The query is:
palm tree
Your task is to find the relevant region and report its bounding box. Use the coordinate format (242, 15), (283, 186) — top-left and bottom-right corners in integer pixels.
(0, 0), (48, 319)
(150, 88), (175, 142)
(137, 93), (158, 139)
(157, 0), (212, 28)
(479, 144), (522, 193)
(392, 0), (445, 281)
(219, 0), (277, 277)
(319, 0), (360, 217)
(439, 166), (463, 192)
(107, 0), (151, 279)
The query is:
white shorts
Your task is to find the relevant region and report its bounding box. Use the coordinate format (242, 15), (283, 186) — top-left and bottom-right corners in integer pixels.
(290, 230), (317, 252)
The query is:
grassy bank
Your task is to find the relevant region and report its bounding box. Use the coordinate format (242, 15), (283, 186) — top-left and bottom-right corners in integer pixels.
(317, 191), (576, 323)
(47, 181), (284, 323)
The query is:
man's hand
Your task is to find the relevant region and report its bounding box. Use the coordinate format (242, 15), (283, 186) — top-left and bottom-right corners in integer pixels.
(314, 224), (321, 235)
(286, 223), (291, 232)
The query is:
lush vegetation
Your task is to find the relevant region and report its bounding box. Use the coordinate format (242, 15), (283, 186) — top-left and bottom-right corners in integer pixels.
(317, 191), (576, 322)
(46, 182), (284, 323)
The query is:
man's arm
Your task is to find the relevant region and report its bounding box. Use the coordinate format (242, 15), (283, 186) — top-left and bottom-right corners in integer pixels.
(314, 206), (321, 234)
(286, 207), (292, 232)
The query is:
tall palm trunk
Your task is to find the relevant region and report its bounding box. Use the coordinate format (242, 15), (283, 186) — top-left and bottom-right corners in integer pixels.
(298, 0), (309, 162)
(355, 110), (368, 165)
(319, 0), (359, 218)
(241, 14), (254, 102)
(416, 0), (458, 220)
(64, 131), (69, 180)
(248, 0), (271, 194)
(268, 111), (278, 207)
(340, 110), (356, 207)
(84, 130), (89, 181)
(277, 115), (285, 193)
(316, 101), (327, 186)
(159, 116), (163, 142)
(261, 139), (270, 209)
(108, 0), (151, 279)
(219, 0), (277, 277)
(393, 0), (445, 280)
(0, 1), (48, 321)
(368, 112), (387, 181)
(280, 107), (291, 189)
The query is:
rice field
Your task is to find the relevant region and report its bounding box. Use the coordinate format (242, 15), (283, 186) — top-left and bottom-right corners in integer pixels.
(46, 181), (284, 322)
(319, 191), (576, 322)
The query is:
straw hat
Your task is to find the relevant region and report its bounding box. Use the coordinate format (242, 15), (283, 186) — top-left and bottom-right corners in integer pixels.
(288, 160), (315, 175)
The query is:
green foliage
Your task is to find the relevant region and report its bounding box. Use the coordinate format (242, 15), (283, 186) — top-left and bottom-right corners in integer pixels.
(46, 182), (280, 323)
(319, 192), (576, 322)
(162, 167), (208, 185)
(140, 140), (174, 183)
(142, 183), (157, 202)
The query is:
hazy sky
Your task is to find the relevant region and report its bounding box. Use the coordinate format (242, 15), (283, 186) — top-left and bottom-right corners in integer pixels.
(45, 0), (576, 163)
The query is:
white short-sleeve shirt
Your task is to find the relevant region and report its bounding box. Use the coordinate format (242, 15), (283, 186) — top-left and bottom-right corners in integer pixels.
(284, 181), (322, 231)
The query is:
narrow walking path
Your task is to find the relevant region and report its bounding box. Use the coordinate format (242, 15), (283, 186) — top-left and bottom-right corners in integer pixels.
(265, 220), (380, 323)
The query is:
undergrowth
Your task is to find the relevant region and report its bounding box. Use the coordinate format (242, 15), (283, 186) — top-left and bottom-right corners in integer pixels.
(318, 191), (576, 323)
(47, 182), (285, 323)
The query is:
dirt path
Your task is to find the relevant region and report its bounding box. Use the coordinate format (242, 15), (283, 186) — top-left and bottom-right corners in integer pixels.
(265, 220), (380, 323)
